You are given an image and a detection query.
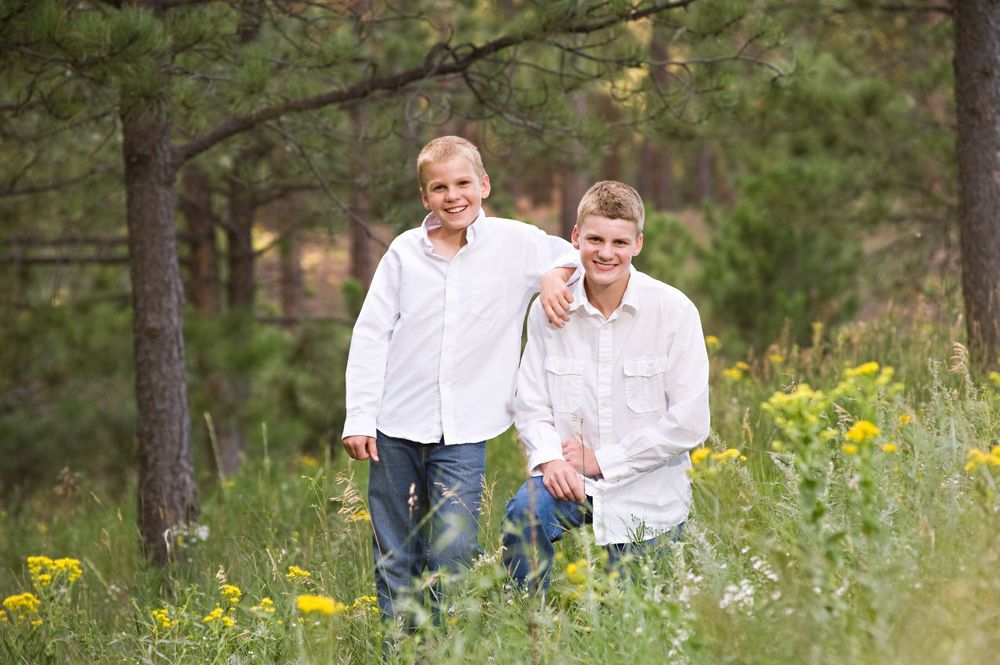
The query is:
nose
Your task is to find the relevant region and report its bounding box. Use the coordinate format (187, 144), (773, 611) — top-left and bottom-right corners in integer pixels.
(597, 242), (614, 259)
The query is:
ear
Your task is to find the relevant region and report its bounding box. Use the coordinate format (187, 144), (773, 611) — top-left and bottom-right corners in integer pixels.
(480, 173), (492, 199)
(633, 232), (644, 256)
(420, 188), (430, 209)
(571, 225), (580, 249)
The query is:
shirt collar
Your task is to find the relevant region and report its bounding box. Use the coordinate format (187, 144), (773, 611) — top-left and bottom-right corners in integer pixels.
(419, 208), (486, 250)
(569, 265), (639, 319)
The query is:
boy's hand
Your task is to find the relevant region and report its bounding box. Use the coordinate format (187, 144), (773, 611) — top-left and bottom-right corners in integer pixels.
(343, 435), (379, 462)
(562, 437), (603, 479)
(538, 459), (586, 503)
(539, 267), (575, 327)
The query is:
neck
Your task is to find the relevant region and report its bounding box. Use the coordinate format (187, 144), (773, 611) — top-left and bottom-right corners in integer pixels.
(584, 273), (630, 319)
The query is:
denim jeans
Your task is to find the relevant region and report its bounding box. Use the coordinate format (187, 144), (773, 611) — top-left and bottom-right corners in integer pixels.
(368, 430), (486, 622)
(502, 476), (683, 590)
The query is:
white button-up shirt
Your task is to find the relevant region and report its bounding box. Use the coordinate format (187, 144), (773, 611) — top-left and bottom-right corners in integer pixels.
(343, 209), (574, 445)
(514, 268), (710, 545)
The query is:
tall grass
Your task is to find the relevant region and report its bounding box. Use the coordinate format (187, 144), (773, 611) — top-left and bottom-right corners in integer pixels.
(2, 306), (999, 664)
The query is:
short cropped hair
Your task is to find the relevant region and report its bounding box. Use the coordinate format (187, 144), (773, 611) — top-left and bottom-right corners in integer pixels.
(576, 180), (645, 232)
(416, 136), (487, 191)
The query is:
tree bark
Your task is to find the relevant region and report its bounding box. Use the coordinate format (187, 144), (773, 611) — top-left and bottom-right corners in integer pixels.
(180, 166), (221, 316)
(121, 64), (197, 566)
(349, 108), (374, 287)
(639, 22), (675, 210)
(227, 162), (256, 311)
(954, 0), (1000, 367)
(279, 228), (305, 324)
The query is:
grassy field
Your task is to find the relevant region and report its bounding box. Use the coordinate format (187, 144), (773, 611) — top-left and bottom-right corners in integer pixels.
(2, 307), (999, 664)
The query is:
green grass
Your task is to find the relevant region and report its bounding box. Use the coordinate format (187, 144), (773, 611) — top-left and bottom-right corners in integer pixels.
(2, 306), (1000, 663)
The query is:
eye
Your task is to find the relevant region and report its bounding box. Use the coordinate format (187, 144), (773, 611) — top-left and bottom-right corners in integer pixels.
(433, 185), (445, 191)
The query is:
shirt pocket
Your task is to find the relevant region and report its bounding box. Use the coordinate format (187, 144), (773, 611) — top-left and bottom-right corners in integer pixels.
(623, 356), (668, 414)
(464, 274), (508, 319)
(544, 356), (584, 413)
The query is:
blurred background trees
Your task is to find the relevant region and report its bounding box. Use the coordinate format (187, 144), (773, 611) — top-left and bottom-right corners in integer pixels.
(2, 0), (989, 563)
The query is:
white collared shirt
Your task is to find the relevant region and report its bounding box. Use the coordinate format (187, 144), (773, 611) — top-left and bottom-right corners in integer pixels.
(514, 268), (710, 545)
(343, 209), (575, 445)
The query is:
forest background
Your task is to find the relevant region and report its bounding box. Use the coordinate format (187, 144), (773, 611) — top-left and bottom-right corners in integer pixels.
(1, 1), (999, 663)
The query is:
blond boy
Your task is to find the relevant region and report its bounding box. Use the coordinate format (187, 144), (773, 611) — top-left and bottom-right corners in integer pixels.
(503, 181), (710, 588)
(343, 136), (575, 620)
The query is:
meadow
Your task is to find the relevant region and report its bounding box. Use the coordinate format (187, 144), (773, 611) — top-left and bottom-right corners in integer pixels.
(2, 305), (999, 664)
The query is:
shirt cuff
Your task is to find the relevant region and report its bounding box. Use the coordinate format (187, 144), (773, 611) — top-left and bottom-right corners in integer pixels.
(342, 414), (376, 441)
(548, 252), (582, 284)
(523, 425), (564, 475)
(593, 446), (630, 483)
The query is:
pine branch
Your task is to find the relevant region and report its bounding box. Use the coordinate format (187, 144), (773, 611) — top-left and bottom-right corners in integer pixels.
(173, 0), (698, 165)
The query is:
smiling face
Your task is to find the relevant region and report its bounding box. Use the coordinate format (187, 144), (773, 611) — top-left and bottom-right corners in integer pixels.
(572, 214), (643, 290)
(420, 156), (491, 235)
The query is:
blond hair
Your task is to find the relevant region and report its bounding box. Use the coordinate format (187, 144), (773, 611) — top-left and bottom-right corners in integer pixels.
(576, 180), (645, 232)
(416, 136), (487, 191)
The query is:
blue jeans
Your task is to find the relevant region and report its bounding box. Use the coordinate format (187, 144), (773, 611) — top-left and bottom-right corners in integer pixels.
(368, 431), (486, 622)
(502, 476), (683, 590)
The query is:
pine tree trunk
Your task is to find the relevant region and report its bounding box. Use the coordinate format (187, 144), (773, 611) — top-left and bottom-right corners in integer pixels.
(180, 166), (221, 316)
(280, 226), (304, 323)
(121, 65), (197, 567)
(227, 168), (256, 312)
(954, 0), (1000, 367)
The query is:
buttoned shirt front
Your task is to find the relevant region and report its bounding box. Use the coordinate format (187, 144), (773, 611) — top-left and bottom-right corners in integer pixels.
(343, 209), (574, 445)
(514, 268), (711, 545)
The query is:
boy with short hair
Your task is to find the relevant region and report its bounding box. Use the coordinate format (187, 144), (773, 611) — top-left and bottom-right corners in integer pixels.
(342, 136), (575, 621)
(503, 180), (710, 588)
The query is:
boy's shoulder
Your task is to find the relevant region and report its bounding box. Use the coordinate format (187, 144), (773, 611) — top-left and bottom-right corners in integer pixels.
(631, 270), (699, 314)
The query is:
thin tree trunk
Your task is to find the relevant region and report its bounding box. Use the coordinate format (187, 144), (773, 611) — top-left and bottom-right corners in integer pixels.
(349, 109), (374, 287)
(954, 0), (1000, 367)
(122, 63), (197, 567)
(695, 143), (714, 203)
(639, 23), (675, 210)
(280, 226), (304, 324)
(180, 166), (221, 316)
(227, 165), (256, 311)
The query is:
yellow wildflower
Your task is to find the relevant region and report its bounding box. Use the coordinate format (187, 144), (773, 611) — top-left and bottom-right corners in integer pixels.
(203, 606), (224, 623)
(989, 371), (1000, 388)
(3, 592), (41, 621)
(690, 448), (711, 465)
(844, 361), (880, 378)
(26, 556), (82, 591)
(221, 615), (235, 628)
(705, 335), (721, 351)
(898, 414), (911, 425)
(722, 368), (743, 381)
(881, 443), (898, 453)
(711, 448), (741, 463)
(286, 565), (311, 581)
(735, 361), (750, 371)
(252, 597), (276, 615)
(296, 594), (346, 616)
(966, 448), (1000, 472)
(300, 454), (319, 468)
(845, 420), (881, 443)
(151, 608), (172, 630)
(769, 354), (785, 365)
(220, 584), (242, 604)
(565, 559), (589, 585)
(841, 444), (859, 456)
(349, 509), (372, 523)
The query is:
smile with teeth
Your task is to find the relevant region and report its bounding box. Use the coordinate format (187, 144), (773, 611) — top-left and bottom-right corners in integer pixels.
(445, 205), (468, 214)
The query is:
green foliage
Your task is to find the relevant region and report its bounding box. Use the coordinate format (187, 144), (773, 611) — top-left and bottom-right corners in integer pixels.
(632, 209), (701, 295)
(700, 164), (861, 349)
(2, 307), (999, 663)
